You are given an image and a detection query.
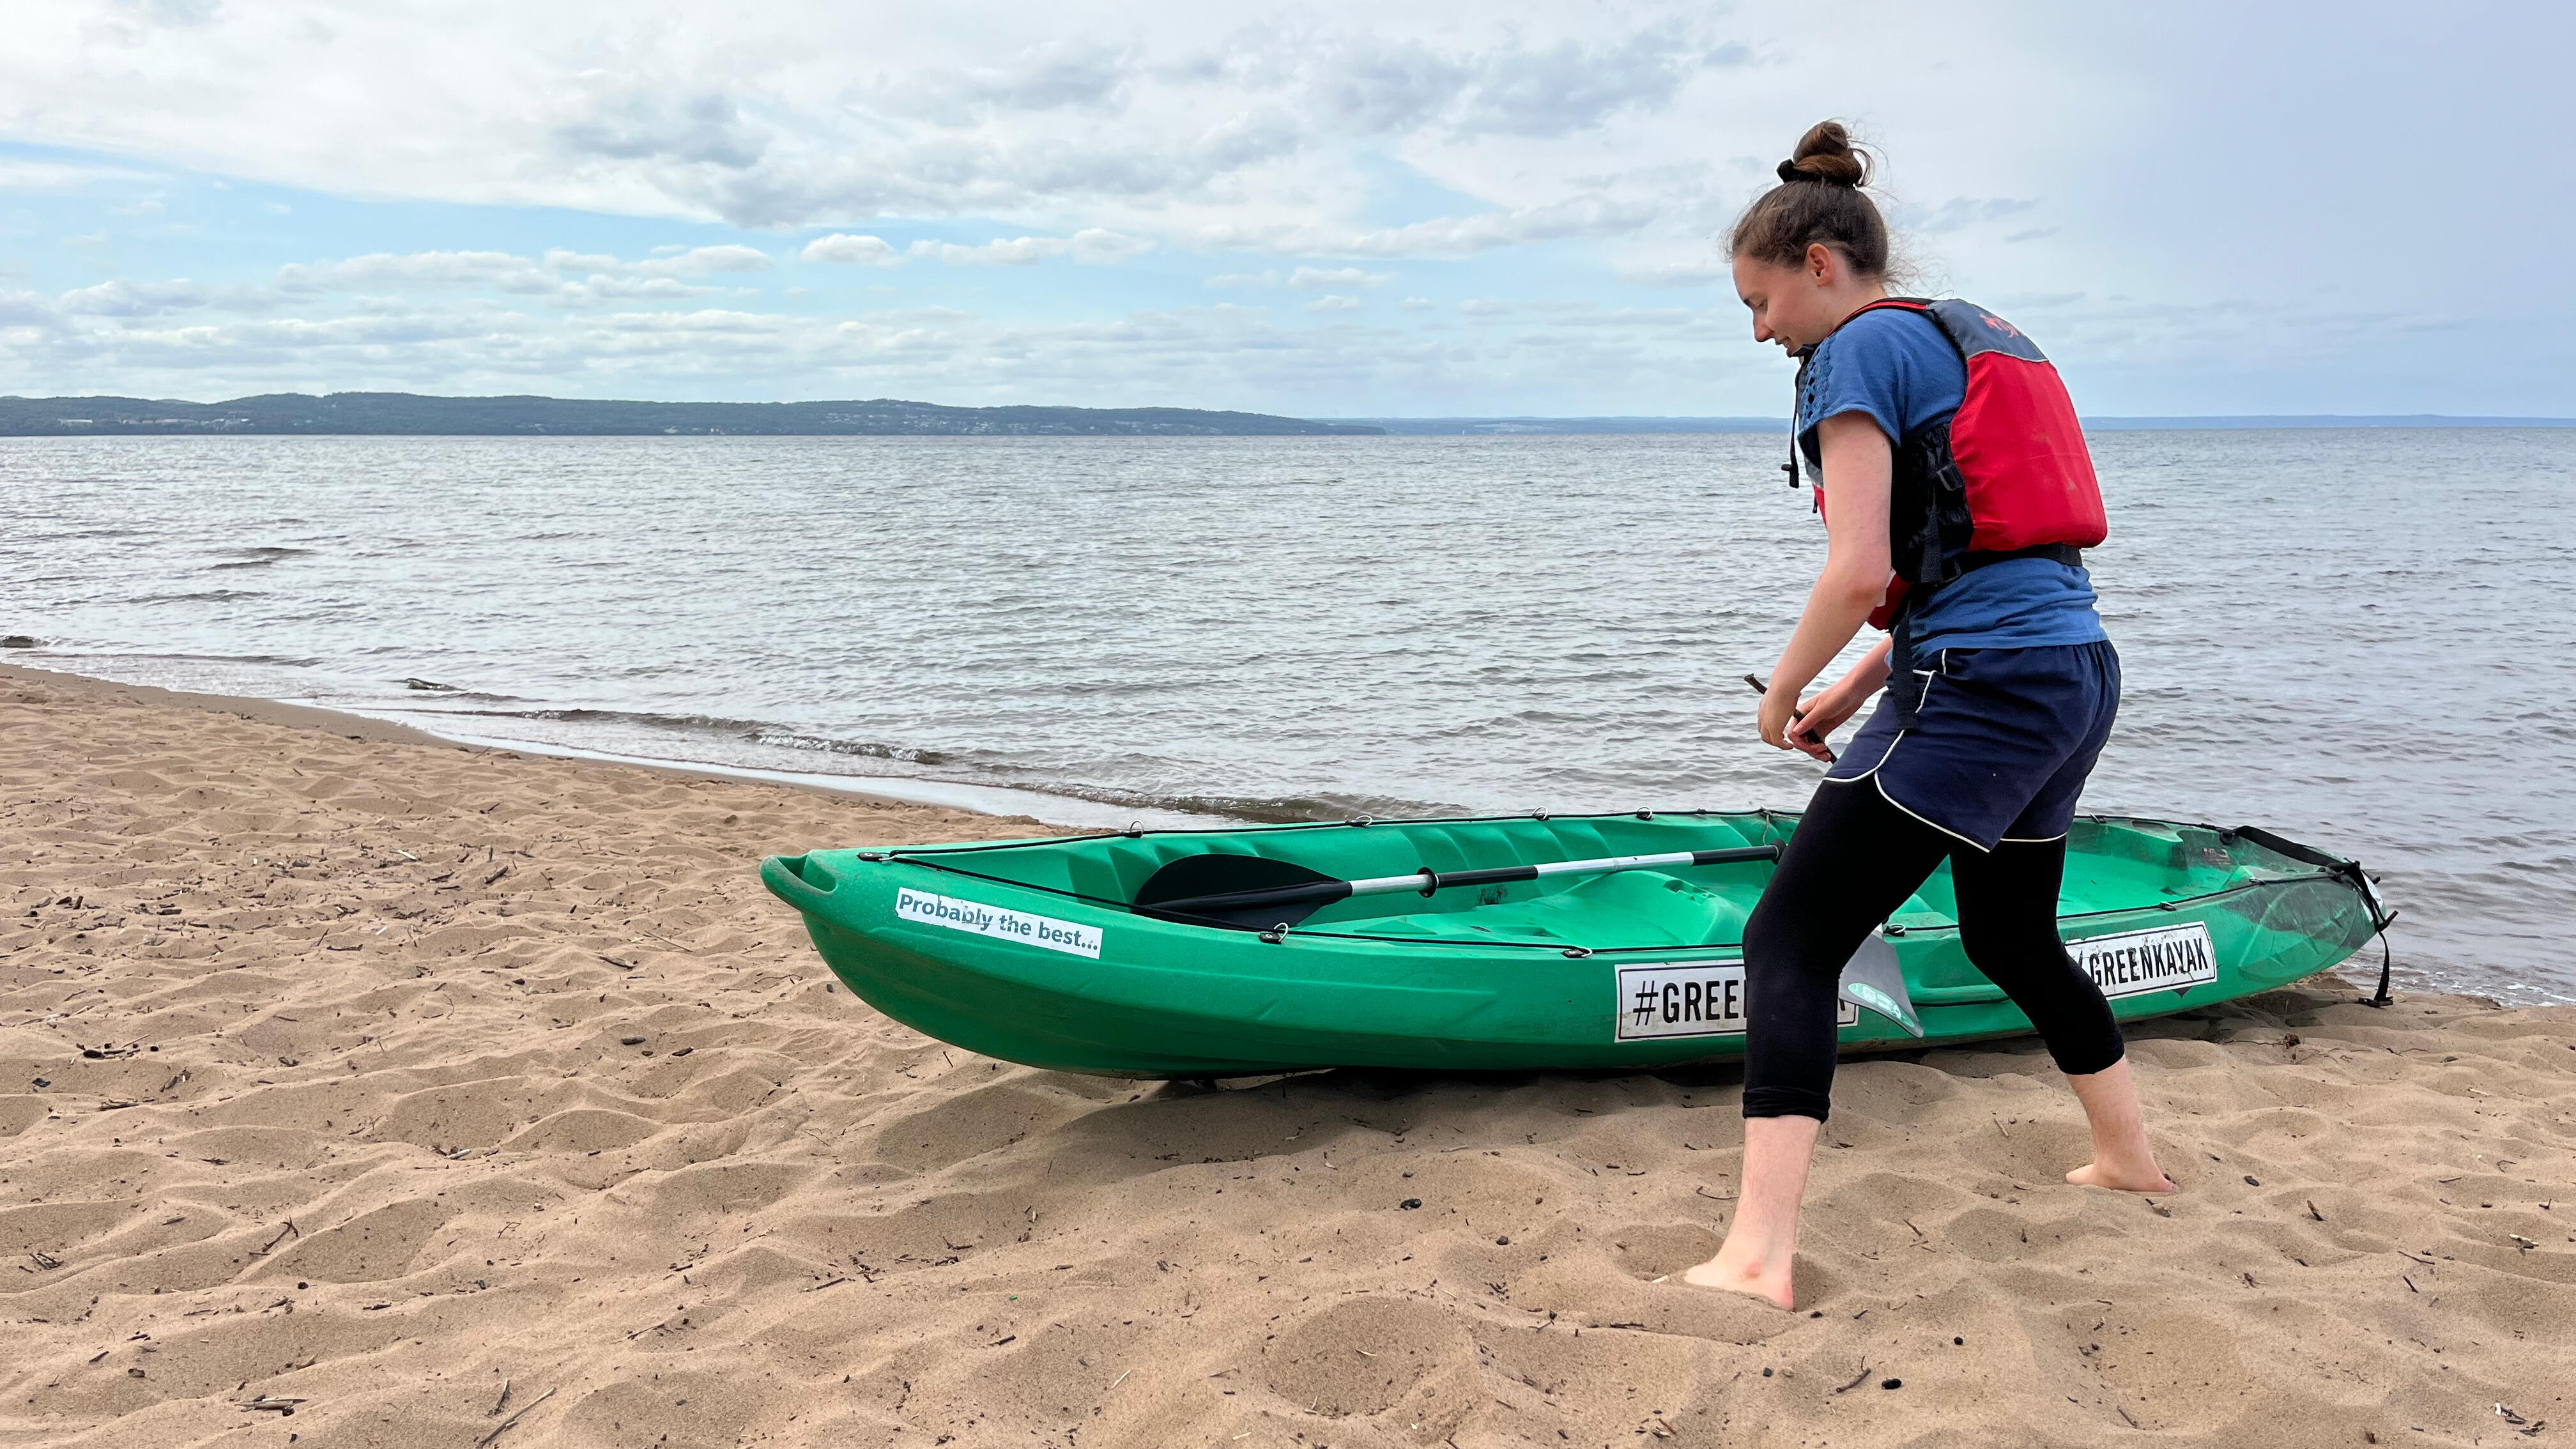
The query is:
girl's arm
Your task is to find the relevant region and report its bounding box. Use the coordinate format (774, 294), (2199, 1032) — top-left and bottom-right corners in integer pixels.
(1758, 413), (1895, 753)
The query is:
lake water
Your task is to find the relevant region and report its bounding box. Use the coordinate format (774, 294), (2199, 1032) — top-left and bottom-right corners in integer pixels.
(6, 430), (2570, 1002)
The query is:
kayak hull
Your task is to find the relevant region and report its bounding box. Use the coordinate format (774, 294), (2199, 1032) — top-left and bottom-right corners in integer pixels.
(761, 811), (2384, 1078)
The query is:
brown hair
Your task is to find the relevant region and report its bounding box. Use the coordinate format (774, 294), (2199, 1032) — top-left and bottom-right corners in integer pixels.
(1726, 120), (1891, 278)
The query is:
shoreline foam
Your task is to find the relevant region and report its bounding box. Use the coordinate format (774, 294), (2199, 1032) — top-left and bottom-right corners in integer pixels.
(3, 666), (2570, 1446)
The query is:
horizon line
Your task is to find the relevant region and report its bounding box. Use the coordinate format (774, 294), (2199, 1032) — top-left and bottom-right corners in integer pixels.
(4, 391), (2570, 427)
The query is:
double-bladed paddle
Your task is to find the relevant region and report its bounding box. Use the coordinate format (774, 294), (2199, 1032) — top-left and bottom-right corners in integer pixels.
(1131, 841), (1924, 1035)
(1135, 843), (1781, 929)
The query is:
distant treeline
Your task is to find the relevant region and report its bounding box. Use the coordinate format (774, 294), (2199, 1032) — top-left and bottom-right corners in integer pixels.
(0, 392), (1384, 437)
(3, 394), (2563, 438)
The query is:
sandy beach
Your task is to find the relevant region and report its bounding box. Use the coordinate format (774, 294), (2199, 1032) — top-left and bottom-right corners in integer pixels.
(3, 661), (2570, 1448)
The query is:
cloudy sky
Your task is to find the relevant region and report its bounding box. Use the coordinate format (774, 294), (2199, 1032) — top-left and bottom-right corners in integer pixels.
(1, 0), (2566, 416)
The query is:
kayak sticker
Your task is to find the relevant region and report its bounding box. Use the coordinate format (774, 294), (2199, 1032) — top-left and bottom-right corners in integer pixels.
(894, 888), (1103, 959)
(1614, 962), (1856, 1041)
(2066, 922), (2218, 999)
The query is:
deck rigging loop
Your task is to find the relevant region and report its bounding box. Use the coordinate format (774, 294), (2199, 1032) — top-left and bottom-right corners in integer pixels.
(2228, 824), (2399, 1008)
(2358, 905), (2402, 1008)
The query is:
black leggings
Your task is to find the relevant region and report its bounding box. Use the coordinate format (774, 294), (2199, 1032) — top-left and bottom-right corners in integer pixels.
(1742, 778), (2126, 1121)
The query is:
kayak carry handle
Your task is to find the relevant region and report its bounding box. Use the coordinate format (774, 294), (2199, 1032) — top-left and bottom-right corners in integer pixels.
(760, 854), (839, 914)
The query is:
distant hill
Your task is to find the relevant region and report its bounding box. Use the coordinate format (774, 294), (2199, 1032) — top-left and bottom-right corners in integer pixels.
(4, 395), (2563, 439)
(0, 392), (1383, 437)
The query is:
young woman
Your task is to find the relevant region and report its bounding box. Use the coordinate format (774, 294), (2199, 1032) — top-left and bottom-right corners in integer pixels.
(1683, 121), (2174, 1311)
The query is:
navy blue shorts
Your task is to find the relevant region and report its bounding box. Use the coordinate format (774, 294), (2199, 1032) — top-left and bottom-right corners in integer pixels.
(1821, 641), (2120, 851)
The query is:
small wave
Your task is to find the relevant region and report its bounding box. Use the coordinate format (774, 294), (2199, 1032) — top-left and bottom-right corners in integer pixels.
(74, 650), (326, 668)
(209, 546), (312, 570)
(388, 690), (525, 705)
(126, 589), (266, 603)
(411, 705), (952, 765)
(748, 727), (949, 765)
(1022, 781), (1464, 825)
(380, 700), (1432, 823)
(441, 704), (781, 733)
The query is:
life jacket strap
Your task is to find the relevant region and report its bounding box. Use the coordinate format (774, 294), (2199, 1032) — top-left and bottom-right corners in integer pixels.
(1958, 542), (2083, 571)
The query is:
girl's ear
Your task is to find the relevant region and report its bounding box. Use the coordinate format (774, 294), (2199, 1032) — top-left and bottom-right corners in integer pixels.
(1806, 241), (1836, 284)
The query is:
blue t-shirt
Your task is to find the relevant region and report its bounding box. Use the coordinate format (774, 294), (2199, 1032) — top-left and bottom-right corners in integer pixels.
(1795, 306), (2107, 655)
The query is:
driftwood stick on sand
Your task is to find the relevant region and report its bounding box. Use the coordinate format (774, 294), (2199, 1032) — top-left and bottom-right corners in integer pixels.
(475, 1386), (557, 1447)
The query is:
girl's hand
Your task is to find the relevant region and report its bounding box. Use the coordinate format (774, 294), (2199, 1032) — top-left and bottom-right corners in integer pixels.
(1756, 680), (1807, 751)
(1785, 686), (1861, 761)
(1759, 677), (1857, 758)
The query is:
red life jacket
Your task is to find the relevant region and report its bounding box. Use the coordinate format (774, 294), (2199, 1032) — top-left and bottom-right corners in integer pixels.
(1795, 298), (2106, 629)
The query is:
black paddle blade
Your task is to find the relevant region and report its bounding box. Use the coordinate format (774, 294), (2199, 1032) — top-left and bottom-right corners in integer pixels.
(1135, 853), (1344, 929)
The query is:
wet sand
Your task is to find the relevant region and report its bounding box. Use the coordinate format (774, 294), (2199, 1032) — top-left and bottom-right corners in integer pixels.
(3, 662), (2570, 1447)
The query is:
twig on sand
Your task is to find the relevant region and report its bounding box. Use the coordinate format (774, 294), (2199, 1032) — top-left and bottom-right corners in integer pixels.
(240, 1397), (304, 1414)
(254, 1221), (300, 1255)
(1832, 1361), (1872, 1395)
(474, 1386), (556, 1447)
(489, 1380), (511, 1416)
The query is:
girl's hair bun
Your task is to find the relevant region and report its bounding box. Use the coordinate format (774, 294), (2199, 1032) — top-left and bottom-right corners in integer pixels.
(1775, 120), (1871, 189)
(1728, 118), (1892, 277)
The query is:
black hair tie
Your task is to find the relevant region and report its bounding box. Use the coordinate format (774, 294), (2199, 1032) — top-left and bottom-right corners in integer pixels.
(1775, 159), (1807, 184)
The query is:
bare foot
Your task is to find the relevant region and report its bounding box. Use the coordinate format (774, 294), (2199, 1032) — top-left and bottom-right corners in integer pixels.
(1680, 1252), (1795, 1310)
(2066, 1160), (2176, 1193)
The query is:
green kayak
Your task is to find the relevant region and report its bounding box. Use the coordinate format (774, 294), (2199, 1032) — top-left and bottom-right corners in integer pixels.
(760, 811), (2390, 1078)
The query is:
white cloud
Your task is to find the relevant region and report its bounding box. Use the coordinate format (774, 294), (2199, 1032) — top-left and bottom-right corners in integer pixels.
(0, 159), (167, 192)
(1068, 229), (1155, 263)
(0, 290), (61, 328)
(1288, 266), (1392, 289)
(1458, 298), (1510, 314)
(910, 237), (1059, 266)
(0, 271), (2521, 419)
(279, 249), (551, 292)
(265, 246), (769, 308)
(1894, 197), (2043, 235)
(801, 233), (900, 265)
(1614, 257), (1729, 288)
(1399, 296), (1436, 311)
(908, 229), (1153, 266)
(1196, 195), (1663, 257)
(646, 243), (770, 274)
(56, 279), (211, 316)
(107, 0), (222, 28)
(1304, 293), (1361, 312)
(0, 6), (1753, 241)
(0, 3), (2565, 415)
